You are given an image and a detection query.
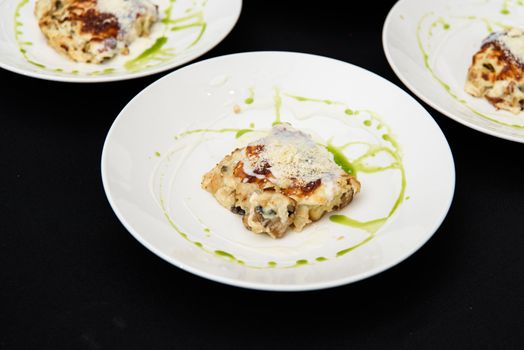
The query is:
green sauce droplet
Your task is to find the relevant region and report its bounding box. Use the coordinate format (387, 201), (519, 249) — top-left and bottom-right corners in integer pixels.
(155, 151), (161, 157)
(344, 109), (354, 115)
(194, 242), (203, 248)
(214, 250), (235, 259)
(203, 228), (210, 233)
(268, 261), (277, 267)
(316, 257), (327, 262)
(295, 259), (308, 265)
(245, 88), (255, 105)
(364, 120), (372, 126)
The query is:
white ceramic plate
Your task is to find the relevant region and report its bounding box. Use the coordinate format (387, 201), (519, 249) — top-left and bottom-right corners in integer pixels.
(0, 0), (241, 82)
(383, 0), (524, 143)
(101, 52), (455, 291)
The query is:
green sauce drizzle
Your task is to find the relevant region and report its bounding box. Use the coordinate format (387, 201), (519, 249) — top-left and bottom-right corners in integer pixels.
(286, 94), (407, 239)
(330, 216), (388, 235)
(273, 88), (282, 126)
(88, 68), (116, 76)
(428, 17), (450, 38)
(336, 235), (374, 257)
(214, 250), (235, 259)
(325, 143), (356, 175)
(157, 88), (407, 268)
(285, 93), (345, 106)
(124, 36), (172, 72)
(14, 0), (45, 69)
(325, 139), (405, 234)
(501, 0), (510, 14)
(163, 0), (176, 22)
(170, 11), (207, 48)
(213, 250), (247, 265)
(235, 129), (254, 138)
(458, 15), (513, 33)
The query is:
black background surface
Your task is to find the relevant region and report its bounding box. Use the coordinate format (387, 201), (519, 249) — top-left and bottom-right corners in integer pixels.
(1, 1), (523, 349)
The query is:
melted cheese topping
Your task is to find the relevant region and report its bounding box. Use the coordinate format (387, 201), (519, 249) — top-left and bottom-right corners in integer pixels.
(97, 0), (157, 36)
(485, 28), (524, 65)
(242, 124), (344, 190)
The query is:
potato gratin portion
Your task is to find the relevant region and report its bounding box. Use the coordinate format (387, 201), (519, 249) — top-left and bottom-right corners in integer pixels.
(465, 29), (524, 114)
(35, 0), (158, 63)
(202, 124), (360, 239)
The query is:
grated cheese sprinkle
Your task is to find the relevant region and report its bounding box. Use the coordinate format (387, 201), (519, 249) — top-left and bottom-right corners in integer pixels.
(242, 124), (344, 188)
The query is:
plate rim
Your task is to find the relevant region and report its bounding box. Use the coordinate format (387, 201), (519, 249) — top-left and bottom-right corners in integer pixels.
(0, 0), (243, 83)
(382, 0), (524, 144)
(101, 51), (456, 291)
